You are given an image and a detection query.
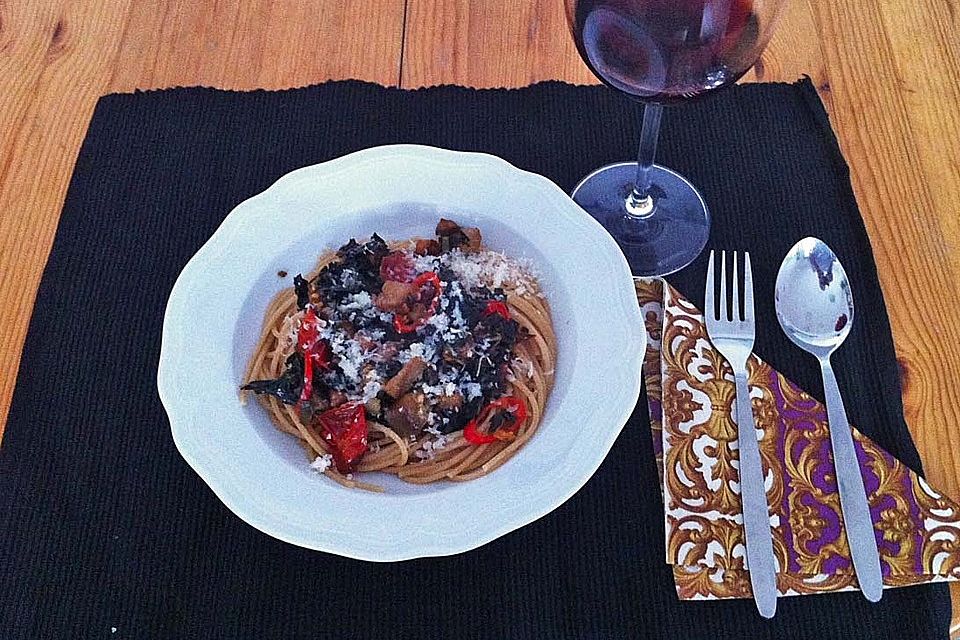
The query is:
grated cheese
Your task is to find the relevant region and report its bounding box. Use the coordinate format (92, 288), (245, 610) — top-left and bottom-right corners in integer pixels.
(310, 454), (333, 473)
(400, 342), (436, 363)
(340, 291), (373, 311)
(427, 312), (449, 333)
(361, 380), (382, 403)
(438, 248), (539, 295)
(332, 338), (365, 383)
(421, 383), (445, 398)
(462, 382), (482, 401)
(413, 253), (440, 273)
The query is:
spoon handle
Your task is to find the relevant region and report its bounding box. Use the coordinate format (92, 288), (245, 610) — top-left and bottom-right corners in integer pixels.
(820, 358), (884, 601)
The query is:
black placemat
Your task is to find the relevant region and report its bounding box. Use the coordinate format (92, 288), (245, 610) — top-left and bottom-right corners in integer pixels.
(0, 79), (949, 639)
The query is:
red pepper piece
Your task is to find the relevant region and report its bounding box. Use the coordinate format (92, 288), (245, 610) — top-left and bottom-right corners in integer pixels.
(316, 403), (368, 473)
(463, 396), (527, 444)
(482, 300), (511, 320)
(393, 271), (442, 333)
(300, 351), (314, 404)
(379, 251), (416, 283)
(299, 341), (331, 403)
(297, 308), (330, 403)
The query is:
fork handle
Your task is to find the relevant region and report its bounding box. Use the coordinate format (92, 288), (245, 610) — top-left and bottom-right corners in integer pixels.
(819, 358), (884, 602)
(734, 371), (778, 618)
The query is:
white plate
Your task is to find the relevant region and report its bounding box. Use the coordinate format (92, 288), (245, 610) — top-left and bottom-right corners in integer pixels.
(158, 145), (645, 561)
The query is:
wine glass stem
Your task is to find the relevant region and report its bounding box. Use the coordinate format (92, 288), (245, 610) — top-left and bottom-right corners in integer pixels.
(626, 103), (663, 219)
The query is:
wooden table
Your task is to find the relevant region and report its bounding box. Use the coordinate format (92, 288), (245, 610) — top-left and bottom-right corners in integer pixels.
(1, 0), (958, 632)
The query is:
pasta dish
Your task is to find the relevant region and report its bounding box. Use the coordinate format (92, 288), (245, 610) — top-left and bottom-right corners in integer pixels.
(241, 219), (556, 491)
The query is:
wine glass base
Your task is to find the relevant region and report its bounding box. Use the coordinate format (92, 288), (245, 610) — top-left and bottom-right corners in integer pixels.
(571, 162), (710, 278)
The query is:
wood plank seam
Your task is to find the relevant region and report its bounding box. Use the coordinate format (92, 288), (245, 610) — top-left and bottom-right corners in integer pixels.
(398, 0), (409, 86)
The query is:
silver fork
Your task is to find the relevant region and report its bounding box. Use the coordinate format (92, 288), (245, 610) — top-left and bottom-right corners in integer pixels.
(704, 250), (778, 619)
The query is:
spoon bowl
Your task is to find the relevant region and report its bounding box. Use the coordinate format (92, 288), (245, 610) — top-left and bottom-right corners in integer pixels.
(774, 237), (854, 355)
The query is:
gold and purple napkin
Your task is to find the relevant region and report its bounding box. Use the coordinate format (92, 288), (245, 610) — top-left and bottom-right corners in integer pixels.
(636, 279), (960, 600)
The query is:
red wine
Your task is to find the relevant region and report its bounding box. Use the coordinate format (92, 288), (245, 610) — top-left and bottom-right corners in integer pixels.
(573, 0), (760, 103)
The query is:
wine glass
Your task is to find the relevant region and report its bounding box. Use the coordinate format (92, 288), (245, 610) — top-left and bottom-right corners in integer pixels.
(566, 0), (787, 276)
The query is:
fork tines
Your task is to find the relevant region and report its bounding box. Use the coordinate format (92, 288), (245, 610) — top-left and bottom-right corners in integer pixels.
(705, 250), (754, 326)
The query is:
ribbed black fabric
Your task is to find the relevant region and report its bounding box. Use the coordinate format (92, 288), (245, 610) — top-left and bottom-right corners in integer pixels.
(0, 79), (949, 639)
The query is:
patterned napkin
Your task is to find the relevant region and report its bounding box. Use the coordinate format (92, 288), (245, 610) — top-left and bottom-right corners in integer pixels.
(636, 279), (960, 600)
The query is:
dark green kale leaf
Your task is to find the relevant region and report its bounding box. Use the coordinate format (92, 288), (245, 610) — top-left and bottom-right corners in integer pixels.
(293, 274), (310, 310)
(315, 236), (389, 305)
(240, 352), (304, 405)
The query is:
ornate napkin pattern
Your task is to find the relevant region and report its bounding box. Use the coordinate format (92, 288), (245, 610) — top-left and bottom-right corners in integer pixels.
(636, 279), (960, 599)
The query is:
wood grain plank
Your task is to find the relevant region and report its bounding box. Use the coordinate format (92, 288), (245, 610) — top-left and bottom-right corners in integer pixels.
(871, 2), (960, 634)
(108, 0), (406, 92)
(401, 0), (826, 90)
(739, 0), (830, 107)
(401, 0), (596, 88)
(0, 0), (134, 439)
(806, 1), (960, 631)
(875, 0), (960, 270)
(0, 0), (61, 426)
(811, 0), (960, 497)
(0, 2), (65, 185)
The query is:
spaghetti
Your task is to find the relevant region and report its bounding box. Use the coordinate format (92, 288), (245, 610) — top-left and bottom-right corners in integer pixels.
(241, 219), (556, 491)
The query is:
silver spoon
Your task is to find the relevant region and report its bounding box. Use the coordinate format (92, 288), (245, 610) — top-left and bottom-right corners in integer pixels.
(774, 237), (883, 602)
